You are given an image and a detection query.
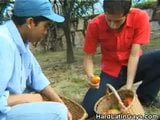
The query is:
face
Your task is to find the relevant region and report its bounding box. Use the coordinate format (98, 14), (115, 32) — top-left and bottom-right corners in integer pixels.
(27, 18), (51, 45)
(105, 12), (126, 31)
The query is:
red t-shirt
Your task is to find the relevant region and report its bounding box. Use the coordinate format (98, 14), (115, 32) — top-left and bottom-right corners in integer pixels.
(83, 8), (150, 77)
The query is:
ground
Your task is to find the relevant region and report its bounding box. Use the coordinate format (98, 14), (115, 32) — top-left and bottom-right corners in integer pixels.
(33, 38), (160, 119)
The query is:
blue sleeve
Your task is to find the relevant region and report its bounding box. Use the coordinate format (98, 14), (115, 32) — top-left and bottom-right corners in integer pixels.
(28, 51), (50, 92)
(0, 37), (14, 114)
(0, 91), (11, 114)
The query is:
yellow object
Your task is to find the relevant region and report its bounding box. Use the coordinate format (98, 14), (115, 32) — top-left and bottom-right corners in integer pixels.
(91, 75), (100, 84)
(103, 109), (120, 114)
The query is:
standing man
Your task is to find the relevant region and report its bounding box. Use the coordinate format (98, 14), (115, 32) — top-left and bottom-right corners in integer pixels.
(82, 0), (160, 118)
(0, 0), (72, 120)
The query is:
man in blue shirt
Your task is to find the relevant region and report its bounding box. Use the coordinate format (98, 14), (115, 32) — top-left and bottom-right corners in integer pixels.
(0, 0), (72, 120)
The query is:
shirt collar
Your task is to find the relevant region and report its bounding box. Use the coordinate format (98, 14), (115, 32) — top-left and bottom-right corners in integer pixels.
(125, 10), (133, 28)
(6, 20), (28, 54)
(101, 14), (110, 31)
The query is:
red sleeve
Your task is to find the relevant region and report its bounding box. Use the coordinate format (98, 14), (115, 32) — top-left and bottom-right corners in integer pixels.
(83, 20), (99, 54)
(133, 10), (150, 44)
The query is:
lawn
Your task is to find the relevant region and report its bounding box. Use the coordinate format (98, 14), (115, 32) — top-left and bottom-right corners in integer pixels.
(33, 38), (160, 119)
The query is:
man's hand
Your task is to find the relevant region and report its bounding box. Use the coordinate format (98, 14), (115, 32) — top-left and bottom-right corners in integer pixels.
(126, 84), (132, 90)
(120, 85), (132, 91)
(88, 75), (100, 89)
(67, 111), (72, 120)
(88, 80), (100, 89)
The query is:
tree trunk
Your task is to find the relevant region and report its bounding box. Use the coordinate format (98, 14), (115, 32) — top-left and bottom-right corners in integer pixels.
(62, 1), (75, 64)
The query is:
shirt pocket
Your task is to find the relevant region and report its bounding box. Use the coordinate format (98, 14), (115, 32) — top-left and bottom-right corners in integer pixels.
(120, 29), (134, 50)
(98, 32), (117, 51)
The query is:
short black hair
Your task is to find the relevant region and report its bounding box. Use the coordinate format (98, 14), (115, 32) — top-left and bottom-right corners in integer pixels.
(12, 15), (49, 26)
(103, 0), (132, 16)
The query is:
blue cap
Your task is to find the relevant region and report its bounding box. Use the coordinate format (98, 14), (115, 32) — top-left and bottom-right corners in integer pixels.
(13, 0), (64, 22)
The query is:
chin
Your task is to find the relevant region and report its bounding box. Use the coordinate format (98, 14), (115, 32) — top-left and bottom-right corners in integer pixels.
(111, 27), (121, 31)
(30, 40), (39, 47)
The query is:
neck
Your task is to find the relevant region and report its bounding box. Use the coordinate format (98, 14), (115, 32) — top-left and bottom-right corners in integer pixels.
(16, 24), (28, 42)
(113, 20), (126, 32)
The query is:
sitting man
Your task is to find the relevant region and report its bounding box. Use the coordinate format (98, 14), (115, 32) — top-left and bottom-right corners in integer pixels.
(0, 0), (72, 120)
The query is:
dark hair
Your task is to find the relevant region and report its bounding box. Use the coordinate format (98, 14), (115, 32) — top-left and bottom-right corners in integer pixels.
(103, 0), (132, 16)
(12, 15), (49, 26)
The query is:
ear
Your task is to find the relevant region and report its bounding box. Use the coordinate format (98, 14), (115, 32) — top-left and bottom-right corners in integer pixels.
(26, 18), (34, 29)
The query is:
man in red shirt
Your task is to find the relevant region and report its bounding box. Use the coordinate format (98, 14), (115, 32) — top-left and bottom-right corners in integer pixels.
(82, 0), (160, 118)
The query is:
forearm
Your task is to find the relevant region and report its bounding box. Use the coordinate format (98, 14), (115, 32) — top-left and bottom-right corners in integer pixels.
(127, 55), (139, 89)
(84, 54), (94, 79)
(40, 85), (63, 103)
(8, 93), (43, 106)
(127, 44), (141, 89)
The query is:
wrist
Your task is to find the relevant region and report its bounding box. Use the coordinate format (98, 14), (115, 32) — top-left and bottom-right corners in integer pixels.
(126, 84), (132, 90)
(87, 74), (94, 79)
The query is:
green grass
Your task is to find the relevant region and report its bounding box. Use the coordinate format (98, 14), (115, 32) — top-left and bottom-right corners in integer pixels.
(142, 38), (160, 51)
(34, 38), (160, 116)
(34, 49), (89, 103)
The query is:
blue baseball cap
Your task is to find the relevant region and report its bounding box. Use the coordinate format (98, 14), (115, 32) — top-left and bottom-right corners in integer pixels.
(13, 0), (64, 22)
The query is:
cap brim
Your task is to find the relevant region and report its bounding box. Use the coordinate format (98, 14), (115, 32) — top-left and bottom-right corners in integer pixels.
(44, 13), (65, 23)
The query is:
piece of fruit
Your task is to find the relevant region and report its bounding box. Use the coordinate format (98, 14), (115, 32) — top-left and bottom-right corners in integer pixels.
(107, 109), (120, 114)
(91, 75), (100, 84)
(102, 111), (108, 114)
(122, 97), (133, 106)
(110, 104), (119, 110)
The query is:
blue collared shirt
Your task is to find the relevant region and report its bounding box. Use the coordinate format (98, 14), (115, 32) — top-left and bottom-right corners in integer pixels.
(0, 20), (50, 116)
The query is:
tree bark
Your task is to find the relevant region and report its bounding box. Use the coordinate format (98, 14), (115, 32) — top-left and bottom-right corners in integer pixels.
(61, 0), (75, 63)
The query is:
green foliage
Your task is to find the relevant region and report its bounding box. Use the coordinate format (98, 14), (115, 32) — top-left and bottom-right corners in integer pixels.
(133, 0), (157, 9)
(57, 0), (99, 19)
(0, 0), (10, 11)
(0, 0), (13, 21)
(0, 2), (7, 14)
(72, 0), (99, 19)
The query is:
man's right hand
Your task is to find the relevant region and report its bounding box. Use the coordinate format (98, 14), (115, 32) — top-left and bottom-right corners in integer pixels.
(88, 75), (100, 89)
(67, 111), (72, 120)
(88, 81), (100, 89)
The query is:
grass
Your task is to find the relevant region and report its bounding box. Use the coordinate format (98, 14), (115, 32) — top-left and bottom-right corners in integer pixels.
(34, 49), (91, 103)
(33, 37), (160, 117)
